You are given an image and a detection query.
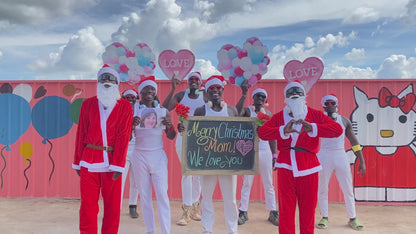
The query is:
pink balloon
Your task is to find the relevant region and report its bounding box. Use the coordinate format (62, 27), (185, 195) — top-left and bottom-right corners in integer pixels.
(222, 44), (235, 50)
(125, 50), (135, 57)
(248, 75), (257, 87)
(259, 63), (267, 72)
(229, 76), (236, 84)
(256, 73), (262, 80)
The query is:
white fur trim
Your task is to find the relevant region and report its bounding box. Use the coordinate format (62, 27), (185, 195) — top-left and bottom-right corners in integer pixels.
(97, 66), (120, 83)
(284, 82), (305, 96)
(122, 89), (138, 97)
(252, 88), (267, 99)
(138, 80), (157, 93)
(205, 78), (224, 89)
(321, 95), (338, 107)
(187, 72), (202, 80)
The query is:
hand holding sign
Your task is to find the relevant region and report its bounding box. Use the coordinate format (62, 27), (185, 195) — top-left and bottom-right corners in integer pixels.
(283, 57), (324, 93)
(158, 50), (195, 80)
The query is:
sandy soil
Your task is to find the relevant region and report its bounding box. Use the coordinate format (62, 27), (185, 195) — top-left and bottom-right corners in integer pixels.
(0, 198), (415, 234)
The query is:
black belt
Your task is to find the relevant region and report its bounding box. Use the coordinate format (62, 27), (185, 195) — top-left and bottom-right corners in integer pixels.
(290, 146), (310, 153)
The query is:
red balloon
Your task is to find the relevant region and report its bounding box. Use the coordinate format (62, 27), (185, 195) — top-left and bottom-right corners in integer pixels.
(229, 76), (236, 84)
(256, 73), (262, 80)
(234, 67), (244, 76)
(119, 64), (129, 73)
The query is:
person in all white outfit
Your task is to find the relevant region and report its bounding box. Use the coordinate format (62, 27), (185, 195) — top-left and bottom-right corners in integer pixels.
(120, 89), (140, 219)
(162, 72), (206, 226)
(179, 75), (239, 234)
(235, 82), (279, 226)
(316, 94), (366, 231)
(131, 76), (176, 234)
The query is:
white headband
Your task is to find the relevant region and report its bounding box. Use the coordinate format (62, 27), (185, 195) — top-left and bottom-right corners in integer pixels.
(321, 95), (338, 107)
(138, 80), (157, 93)
(252, 88), (267, 100)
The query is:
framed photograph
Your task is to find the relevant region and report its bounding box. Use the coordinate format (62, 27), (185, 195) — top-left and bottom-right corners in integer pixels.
(134, 107), (166, 129)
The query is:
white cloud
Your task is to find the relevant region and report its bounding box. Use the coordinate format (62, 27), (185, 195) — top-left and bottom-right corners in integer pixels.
(195, 0), (254, 23)
(111, 0), (217, 54)
(324, 63), (376, 79)
(0, 50), (2, 61)
(28, 27), (104, 78)
(194, 58), (219, 79)
(345, 48), (366, 61)
(376, 54), (416, 78)
(0, 0), (97, 26)
(342, 7), (380, 24)
(400, 0), (416, 24)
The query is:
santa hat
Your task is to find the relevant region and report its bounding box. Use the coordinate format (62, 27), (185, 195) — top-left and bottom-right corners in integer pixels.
(138, 76), (157, 93)
(284, 81), (305, 97)
(97, 64), (120, 84)
(205, 75), (227, 89)
(186, 71), (202, 80)
(252, 88), (268, 106)
(321, 94), (338, 107)
(122, 89), (138, 98)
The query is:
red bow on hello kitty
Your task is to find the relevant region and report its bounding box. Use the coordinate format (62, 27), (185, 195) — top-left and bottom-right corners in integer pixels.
(378, 87), (416, 114)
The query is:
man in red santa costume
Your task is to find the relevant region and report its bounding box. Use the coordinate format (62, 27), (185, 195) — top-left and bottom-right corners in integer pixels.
(73, 64), (133, 234)
(258, 81), (342, 234)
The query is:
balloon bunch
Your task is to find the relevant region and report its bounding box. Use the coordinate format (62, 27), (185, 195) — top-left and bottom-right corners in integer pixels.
(102, 42), (156, 84)
(217, 37), (270, 87)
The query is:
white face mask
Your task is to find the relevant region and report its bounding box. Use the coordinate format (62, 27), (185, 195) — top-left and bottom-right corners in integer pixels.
(285, 96), (306, 120)
(97, 82), (120, 108)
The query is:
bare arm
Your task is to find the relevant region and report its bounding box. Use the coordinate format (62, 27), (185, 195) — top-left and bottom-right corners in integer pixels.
(236, 81), (250, 116)
(163, 111), (176, 140)
(162, 76), (183, 111)
(343, 116), (366, 176)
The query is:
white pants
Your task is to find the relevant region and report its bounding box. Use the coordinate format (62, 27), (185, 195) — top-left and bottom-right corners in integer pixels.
(239, 147), (276, 211)
(317, 148), (356, 219)
(131, 149), (171, 234)
(121, 151), (139, 207)
(201, 175), (238, 234)
(176, 135), (201, 206)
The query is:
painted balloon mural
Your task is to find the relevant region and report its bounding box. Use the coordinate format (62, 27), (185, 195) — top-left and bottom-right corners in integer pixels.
(32, 96), (73, 183)
(102, 42), (156, 84)
(0, 93), (31, 188)
(217, 37), (270, 87)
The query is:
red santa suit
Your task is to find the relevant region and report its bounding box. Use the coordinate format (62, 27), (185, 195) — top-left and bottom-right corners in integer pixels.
(73, 96), (133, 234)
(258, 107), (342, 234)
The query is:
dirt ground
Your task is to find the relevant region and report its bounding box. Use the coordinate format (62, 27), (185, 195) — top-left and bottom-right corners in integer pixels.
(0, 198), (415, 234)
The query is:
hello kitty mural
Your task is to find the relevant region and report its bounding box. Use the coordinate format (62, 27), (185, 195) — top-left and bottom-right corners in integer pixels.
(350, 84), (416, 202)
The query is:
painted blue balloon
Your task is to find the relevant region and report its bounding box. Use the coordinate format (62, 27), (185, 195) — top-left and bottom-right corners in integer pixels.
(0, 94), (31, 151)
(32, 96), (73, 143)
(116, 47), (126, 56)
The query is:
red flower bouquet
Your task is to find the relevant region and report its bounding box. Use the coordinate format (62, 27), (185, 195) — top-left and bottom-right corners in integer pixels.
(175, 103), (190, 122)
(256, 112), (271, 126)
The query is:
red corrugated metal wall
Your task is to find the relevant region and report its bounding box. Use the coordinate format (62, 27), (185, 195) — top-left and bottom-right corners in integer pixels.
(1, 79), (415, 204)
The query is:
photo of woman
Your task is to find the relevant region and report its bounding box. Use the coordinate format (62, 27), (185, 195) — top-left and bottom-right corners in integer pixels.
(140, 108), (157, 129)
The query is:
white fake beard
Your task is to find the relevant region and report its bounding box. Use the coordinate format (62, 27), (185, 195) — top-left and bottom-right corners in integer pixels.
(285, 96), (306, 120)
(97, 83), (120, 108)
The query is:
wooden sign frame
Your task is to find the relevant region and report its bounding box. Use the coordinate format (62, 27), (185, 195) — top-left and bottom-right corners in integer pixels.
(181, 116), (259, 175)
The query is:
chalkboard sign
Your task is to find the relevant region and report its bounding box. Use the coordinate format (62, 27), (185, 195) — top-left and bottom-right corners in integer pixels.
(182, 116), (259, 175)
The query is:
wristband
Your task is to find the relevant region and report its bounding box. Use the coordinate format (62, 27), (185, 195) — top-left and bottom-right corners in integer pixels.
(352, 144), (362, 152)
(272, 153), (277, 159)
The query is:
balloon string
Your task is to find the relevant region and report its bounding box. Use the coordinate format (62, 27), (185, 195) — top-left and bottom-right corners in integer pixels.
(24, 159), (32, 190)
(0, 146), (6, 189)
(47, 140), (55, 184)
(71, 89), (83, 102)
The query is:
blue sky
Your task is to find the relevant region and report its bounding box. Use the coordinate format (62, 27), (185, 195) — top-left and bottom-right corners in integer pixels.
(1, 0), (416, 81)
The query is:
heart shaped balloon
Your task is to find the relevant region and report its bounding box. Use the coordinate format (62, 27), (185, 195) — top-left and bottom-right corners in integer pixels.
(283, 57), (324, 93)
(102, 42), (156, 84)
(217, 37), (269, 88)
(158, 49), (195, 80)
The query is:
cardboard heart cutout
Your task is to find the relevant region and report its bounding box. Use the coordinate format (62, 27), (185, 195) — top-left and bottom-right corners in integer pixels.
(158, 49), (195, 80)
(283, 57), (324, 93)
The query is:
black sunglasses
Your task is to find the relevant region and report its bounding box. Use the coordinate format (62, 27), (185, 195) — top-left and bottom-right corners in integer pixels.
(324, 101), (337, 106)
(286, 87), (304, 96)
(98, 73), (118, 82)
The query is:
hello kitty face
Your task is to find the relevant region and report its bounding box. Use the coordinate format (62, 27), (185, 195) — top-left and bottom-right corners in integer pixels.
(350, 85), (416, 155)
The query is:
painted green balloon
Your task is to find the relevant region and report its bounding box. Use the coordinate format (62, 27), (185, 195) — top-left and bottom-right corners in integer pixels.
(70, 98), (85, 124)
